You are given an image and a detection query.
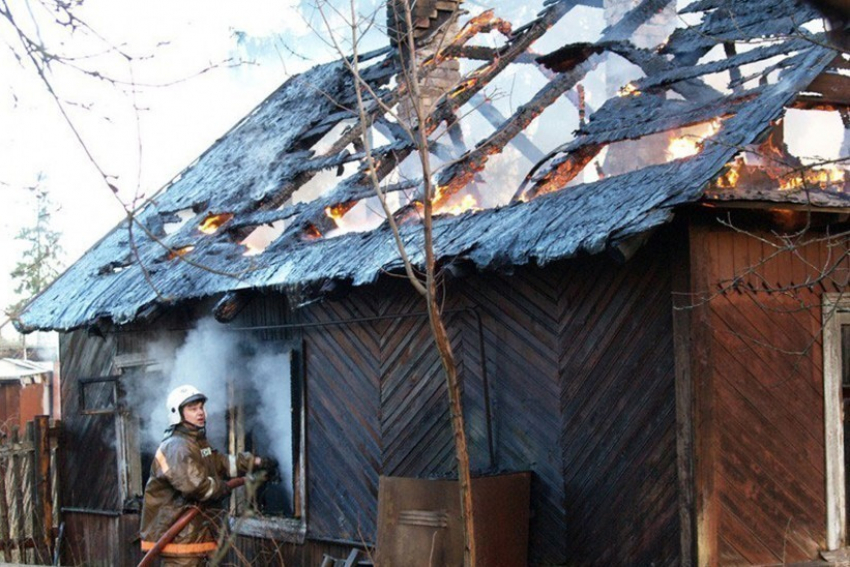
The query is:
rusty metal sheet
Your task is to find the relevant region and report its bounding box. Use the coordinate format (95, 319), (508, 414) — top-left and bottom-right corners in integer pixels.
(376, 473), (531, 567)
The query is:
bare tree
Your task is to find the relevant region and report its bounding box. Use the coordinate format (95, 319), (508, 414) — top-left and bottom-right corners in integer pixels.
(311, 0), (481, 562)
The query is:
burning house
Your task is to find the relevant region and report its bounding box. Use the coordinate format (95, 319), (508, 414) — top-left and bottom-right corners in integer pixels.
(13, 0), (850, 564)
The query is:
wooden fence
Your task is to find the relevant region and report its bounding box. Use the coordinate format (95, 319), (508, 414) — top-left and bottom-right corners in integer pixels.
(0, 415), (59, 565)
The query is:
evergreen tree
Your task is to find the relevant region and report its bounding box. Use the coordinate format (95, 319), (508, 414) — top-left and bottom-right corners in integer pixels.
(7, 176), (64, 318)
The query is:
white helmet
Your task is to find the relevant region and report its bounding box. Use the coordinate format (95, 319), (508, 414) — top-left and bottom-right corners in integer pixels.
(166, 385), (207, 425)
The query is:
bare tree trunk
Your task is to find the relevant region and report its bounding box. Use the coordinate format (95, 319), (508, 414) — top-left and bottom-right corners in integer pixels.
(425, 287), (476, 566)
(319, 0), (478, 561)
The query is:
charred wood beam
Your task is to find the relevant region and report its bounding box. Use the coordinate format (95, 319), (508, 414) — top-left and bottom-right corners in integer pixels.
(545, 87), (763, 157)
(428, 0), (581, 128)
(435, 54), (603, 208)
(723, 42), (743, 91)
(599, 0), (675, 42)
(443, 44), (540, 65)
(664, 0), (821, 65)
(536, 42), (605, 72)
(451, 9), (513, 47)
(528, 49), (599, 131)
(448, 119), (466, 153)
(374, 116), (411, 144)
(213, 290), (255, 323)
(514, 142), (603, 201)
(634, 37), (813, 94)
(608, 42), (720, 102)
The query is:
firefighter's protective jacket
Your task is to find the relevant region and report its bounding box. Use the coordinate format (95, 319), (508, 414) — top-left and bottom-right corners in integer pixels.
(140, 424), (255, 557)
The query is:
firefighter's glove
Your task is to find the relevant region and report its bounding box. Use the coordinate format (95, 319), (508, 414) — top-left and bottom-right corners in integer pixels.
(213, 480), (232, 502)
(257, 456), (281, 483)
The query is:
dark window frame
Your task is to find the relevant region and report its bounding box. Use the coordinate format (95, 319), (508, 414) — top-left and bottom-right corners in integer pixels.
(78, 375), (120, 415)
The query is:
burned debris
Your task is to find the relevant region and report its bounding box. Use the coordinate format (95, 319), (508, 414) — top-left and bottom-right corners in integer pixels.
(15, 0), (849, 333)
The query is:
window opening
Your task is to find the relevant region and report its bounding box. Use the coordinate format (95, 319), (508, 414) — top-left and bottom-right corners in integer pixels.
(229, 341), (305, 531)
(78, 376), (119, 415)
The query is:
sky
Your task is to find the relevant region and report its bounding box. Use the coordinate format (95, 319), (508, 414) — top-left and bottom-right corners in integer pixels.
(0, 0), (352, 338)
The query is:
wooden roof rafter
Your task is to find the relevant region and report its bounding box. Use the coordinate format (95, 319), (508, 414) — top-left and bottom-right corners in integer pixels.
(15, 0), (845, 333)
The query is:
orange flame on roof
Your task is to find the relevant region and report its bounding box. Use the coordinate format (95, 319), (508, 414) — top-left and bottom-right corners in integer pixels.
(714, 160), (742, 189)
(448, 77), (481, 99)
(666, 119), (722, 161)
(168, 245), (195, 260)
(618, 82), (641, 97)
(779, 165), (846, 191)
(303, 224), (323, 241)
(452, 9), (512, 46)
(198, 213), (233, 235)
(439, 194), (480, 216)
(324, 202), (356, 222)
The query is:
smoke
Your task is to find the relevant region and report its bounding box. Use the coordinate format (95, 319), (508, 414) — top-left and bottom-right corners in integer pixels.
(126, 317), (295, 508)
(244, 347), (294, 509)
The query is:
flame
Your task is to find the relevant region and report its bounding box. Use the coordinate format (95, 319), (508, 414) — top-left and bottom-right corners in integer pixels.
(715, 162), (741, 188)
(440, 194), (480, 216)
(198, 213), (233, 234)
(666, 119), (722, 161)
(448, 77), (480, 99)
(779, 165), (846, 191)
(618, 83), (641, 97)
(303, 224), (323, 240)
(325, 203), (354, 222)
(525, 143), (602, 200)
(452, 9), (512, 46)
(667, 137), (701, 160)
(433, 185), (447, 202)
(168, 245), (195, 260)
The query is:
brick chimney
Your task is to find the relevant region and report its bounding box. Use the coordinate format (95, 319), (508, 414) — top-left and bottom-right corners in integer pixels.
(387, 0), (463, 126)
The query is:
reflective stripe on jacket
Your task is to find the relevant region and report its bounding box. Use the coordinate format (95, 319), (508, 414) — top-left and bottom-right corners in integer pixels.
(139, 424), (254, 556)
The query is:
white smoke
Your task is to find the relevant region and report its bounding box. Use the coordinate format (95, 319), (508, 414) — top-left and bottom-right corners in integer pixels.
(128, 317), (295, 509)
(245, 348), (294, 507)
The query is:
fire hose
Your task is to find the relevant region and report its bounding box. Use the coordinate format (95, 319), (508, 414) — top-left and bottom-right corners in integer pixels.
(137, 477), (245, 567)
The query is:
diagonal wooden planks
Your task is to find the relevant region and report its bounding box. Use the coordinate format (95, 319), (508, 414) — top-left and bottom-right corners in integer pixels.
(300, 292), (382, 542)
(292, 240), (682, 563)
(557, 241), (681, 566)
(699, 227), (834, 562)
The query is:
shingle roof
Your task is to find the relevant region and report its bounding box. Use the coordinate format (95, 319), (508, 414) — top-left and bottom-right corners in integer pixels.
(16, 0), (844, 332)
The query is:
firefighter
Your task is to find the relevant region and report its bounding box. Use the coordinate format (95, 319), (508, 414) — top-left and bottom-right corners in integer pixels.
(140, 384), (277, 566)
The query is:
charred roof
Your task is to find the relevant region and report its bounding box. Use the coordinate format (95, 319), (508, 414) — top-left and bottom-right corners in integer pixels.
(16, 0), (849, 332)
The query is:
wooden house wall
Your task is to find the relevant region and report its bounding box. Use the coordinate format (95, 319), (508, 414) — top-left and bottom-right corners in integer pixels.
(57, 329), (122, 565)
(0, 383), (21, 432)
(687, 219), (839, 564)
(0, 380), (47, 431)
(226, 234), (680, 565)
(58, 330), (119, 512)
(55, 235), (681, 565)
(18, 381), (45, 427)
